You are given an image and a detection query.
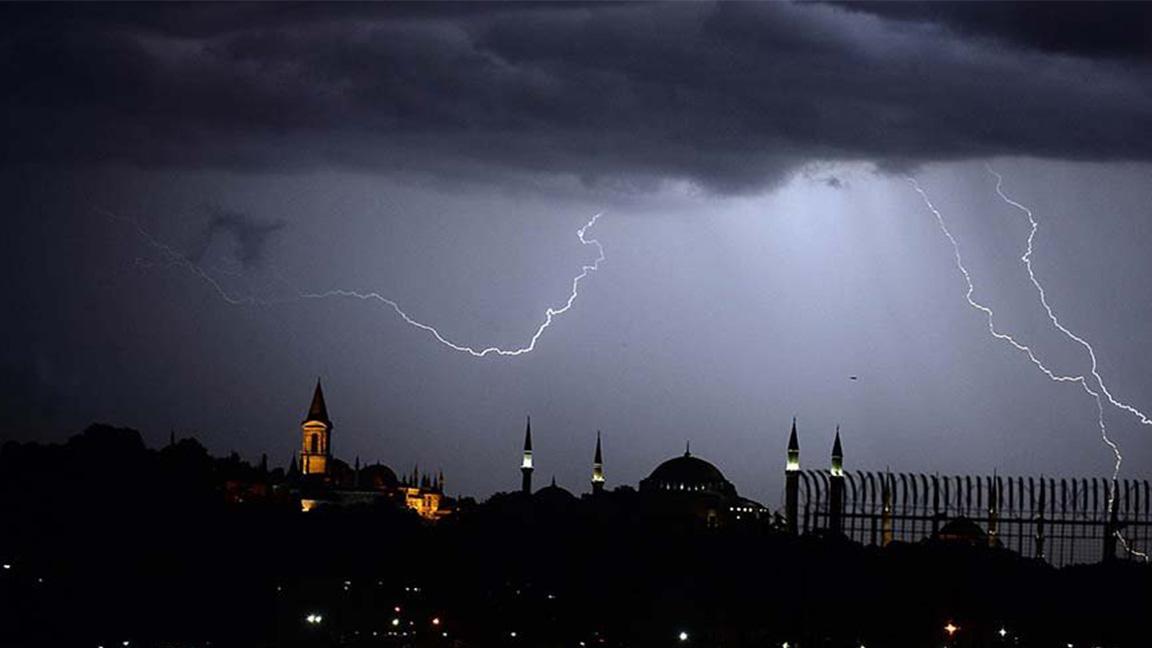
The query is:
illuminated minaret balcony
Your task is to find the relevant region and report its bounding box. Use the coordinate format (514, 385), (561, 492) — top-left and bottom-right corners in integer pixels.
(591, 431), (605, 494)
(831, 426), (844, 478)
(520, 415), (534, 494)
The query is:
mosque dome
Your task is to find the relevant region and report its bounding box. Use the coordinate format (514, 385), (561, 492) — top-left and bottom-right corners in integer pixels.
(640, 449), (736, 497)
(931, 516), (1000, 548)
(533, 478), (577, 507)
(361, 463), (399, 490)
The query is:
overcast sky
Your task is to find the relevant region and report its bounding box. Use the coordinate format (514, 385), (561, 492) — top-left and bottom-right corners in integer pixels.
(3, 2), (1151, 504)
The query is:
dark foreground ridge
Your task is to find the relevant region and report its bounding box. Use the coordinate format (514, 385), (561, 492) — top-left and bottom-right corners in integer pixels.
(1, 424), (1148, 648)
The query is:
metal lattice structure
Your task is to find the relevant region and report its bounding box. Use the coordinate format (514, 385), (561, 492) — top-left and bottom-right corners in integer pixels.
(794, 469), (1151, 566)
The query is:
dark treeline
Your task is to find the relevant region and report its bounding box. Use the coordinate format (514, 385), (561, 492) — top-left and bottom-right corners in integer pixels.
(0, 424), (1148, 648)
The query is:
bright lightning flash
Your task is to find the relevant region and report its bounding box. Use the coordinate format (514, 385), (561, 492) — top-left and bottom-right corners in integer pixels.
(909, 175), (1147, 561)
(987, 167), (1149, 560)
(113, 209), (605, 357)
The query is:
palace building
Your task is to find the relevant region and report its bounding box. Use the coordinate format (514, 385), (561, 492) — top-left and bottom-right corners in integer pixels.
(291, 379), (451, 520)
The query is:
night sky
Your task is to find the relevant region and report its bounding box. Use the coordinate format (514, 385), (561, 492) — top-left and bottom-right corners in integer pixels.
(3, 2), (1152, 505)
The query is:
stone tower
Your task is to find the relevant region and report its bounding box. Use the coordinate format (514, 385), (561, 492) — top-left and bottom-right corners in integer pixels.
(300, 379), (333, 476)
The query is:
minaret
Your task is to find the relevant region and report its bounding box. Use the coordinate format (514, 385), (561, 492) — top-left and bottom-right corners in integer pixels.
(988, 473), (1000, 547)
(785, 417), (800, 535)
(591, 431), (605, 494)
(829, 426), (845, 535)
(881, 471), (894, 546)
(299, 379), (333, 476)
(1102, 479), (1119, 562)
(521, 416), (534, 494)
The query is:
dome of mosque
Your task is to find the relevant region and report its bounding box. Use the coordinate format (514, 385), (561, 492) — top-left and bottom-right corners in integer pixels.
(640, 449), (736, 497)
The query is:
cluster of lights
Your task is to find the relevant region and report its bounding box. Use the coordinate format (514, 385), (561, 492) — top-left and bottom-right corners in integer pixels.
(305, 613), (323, 625)
(663, 483), (717, 492)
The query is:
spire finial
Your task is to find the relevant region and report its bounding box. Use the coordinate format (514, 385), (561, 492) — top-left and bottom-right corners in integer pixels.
(831, 426), (844, 476)
(305, 378), (331, 425)
(551, 475), (557, 487)
(685, 440), (691, 457)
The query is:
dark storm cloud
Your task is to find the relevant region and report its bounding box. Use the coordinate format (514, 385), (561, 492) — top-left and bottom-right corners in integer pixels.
(833, 2), (1152, 62)
(3, 2), (1151, 192)
(192, 209), (286, 269)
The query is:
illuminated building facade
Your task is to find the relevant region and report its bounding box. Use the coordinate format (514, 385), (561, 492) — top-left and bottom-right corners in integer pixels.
(299, 380), (332, 476)
(293, 379), (451, 520)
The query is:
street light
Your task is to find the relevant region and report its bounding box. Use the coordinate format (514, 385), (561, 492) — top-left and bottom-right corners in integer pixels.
(944, 622), (959, 637)
(678, 631), (689, 642)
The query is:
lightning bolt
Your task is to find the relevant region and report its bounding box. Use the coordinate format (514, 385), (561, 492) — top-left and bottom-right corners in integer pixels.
(909, 176), (1147, 561)
(297, 213), (605, 356)
(986, 166), (1149, 560)
(111, 209), (606, 357)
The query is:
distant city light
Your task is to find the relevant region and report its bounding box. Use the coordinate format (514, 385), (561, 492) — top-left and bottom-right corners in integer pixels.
(510, 631), (518, 638)
(432, 617), (441, 626)
(944, 622), (959, 636)
(999, 627), (1008, 638)
(392, 618), (400, 627)
(305, 613), (323, 625)
(679, 631), (689, 642)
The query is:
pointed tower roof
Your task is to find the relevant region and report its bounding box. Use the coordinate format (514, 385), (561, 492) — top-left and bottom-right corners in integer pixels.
(832, 425), (843, 458)
(788, 417), (799, 452)
(304, 378), (332, 425)
(523, 415), (533, 452)
(594, 430), (603, 464)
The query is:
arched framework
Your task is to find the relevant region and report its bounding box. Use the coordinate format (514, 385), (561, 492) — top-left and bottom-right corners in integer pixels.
(793, 470), (1151, 566)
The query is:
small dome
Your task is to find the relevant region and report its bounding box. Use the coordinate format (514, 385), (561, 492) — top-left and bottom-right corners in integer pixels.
(328, 458), (355, 486)
(533, 480), (577, 507)
(932, 516), (999, 547)
(640, 452), (736, 496)
(361, 463), (399, 490)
